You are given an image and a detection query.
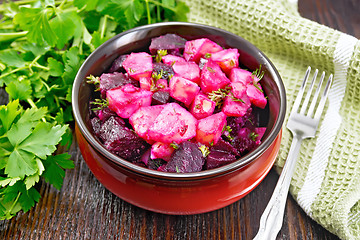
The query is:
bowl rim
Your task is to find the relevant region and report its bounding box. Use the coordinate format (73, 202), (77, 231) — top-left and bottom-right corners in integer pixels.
(72, 21), (286, 181)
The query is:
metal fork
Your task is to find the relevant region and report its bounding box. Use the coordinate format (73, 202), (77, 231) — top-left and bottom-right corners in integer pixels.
(253, 66), (333, 240)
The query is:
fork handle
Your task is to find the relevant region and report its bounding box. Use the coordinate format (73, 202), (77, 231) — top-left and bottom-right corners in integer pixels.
(253, 134), (303, 240)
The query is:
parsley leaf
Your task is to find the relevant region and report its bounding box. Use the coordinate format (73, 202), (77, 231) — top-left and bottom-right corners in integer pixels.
(50, 10), (77, 49)
(0, 100), (20, 132)
(5, 79), (32, 101)
(19, 122), (67, 159)
(0, 49), (26, 68)
(62, 46), (83, 85)
(47, 57), (64, 77)
(43, 153), (74, 190)
(14, 7), (57, 46)
(0, 0), (189, 220)
(6, 149), (37, 179)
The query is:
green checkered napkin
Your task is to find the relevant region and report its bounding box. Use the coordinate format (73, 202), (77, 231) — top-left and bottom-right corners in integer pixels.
(183, 0), (360, 239)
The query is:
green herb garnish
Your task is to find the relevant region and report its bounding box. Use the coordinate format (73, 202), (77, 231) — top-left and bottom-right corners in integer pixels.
(198, 144), (210, 157)
(155, 49), (168, 62)
(222, 125), (234, 141)
(252, 64), (265, 81)
(170, 142), (180, 149)
(249, 132), (259, 141)
(207, 86), (231, 107)
(91, 98), (109, 111)
(0, 0), (189, 220)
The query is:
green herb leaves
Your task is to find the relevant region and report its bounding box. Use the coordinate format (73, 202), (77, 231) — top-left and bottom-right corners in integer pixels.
(0, 0), (189, 219)
(0, 100), (73, 219)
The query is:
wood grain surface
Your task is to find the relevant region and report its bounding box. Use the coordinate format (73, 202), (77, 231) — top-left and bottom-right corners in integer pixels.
(0, 0), (359, 239)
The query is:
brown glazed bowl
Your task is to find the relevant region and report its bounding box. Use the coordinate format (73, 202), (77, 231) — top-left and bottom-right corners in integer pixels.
(72, 22), (286, 215)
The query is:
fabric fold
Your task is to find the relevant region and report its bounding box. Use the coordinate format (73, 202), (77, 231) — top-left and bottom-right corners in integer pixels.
(184, 0), (360, 239)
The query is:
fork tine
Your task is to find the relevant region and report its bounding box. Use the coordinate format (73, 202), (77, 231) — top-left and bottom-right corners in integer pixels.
(300, 69), (318, 115)
(307, 71), (325, 117)
(314, 73), (333, 120)
(291, 66), (311, 114)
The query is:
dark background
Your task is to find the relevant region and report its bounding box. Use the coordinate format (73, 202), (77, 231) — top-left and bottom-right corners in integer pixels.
(1, 0), (359, 239)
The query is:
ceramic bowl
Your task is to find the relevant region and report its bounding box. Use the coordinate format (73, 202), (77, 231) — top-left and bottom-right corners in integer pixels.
(72, 22), (286, 215)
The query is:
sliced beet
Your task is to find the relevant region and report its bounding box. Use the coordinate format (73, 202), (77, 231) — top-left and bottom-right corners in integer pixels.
(151, 90), (170, 105)
(226, 109), (256, 138)
(99, 72), (139, 98)
(147, 158), (167, 170)
(90, 117), (102, 136)
(206, 138), (239, 169)
(206, 150), (237, 169)
(211, 138), (239, 156)
(108, 54), (128, 73)
(149, 33), (187, 55)
(230, 128), (260, 156)
(98, 116), (150, 162)
(161, 141), (205, 173)
(94, 107), (117, 122)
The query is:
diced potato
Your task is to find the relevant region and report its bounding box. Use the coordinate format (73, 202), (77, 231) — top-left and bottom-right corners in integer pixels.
(255, 127), (267, 143)
(209, 48), (239, 74)
(246, 84), (267, 109)
(148, 103), (197, 143)
(172, 61), (201, 84)
(122, 52), (153, 80)
(162, 54), (186, 65)
(190, 93), (216, 119)
(107, 84), (153, 119)
(184, 38), (223, 63)
(150, 142), (174, 162)
(129, 105), (165, 142)
(169, 75), (200, 106)
(195, 112), (227, 146)
(200, 60), (230, 94)
(139, 77), (152, 91)
(229, 68), (259, 85)
(230, 81), (247, 99)
(222, 95), (251, 117)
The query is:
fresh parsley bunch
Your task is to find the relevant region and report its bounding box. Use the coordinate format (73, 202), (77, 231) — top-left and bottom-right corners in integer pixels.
(0, 0), (188, 220)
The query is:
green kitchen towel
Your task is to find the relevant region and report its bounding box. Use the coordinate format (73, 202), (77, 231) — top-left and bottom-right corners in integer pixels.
(183, 0), (360, 239)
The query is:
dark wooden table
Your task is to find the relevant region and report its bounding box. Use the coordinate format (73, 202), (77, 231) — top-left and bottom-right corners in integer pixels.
(1, 0), (359, 239)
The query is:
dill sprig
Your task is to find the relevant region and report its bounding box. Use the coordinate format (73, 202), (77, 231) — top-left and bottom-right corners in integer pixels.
(251, 65), (265, 93)
(222, 125), (234, 141)
(91, 98), (109, 111)
(155, 49), (168, 62)
(229, 92), (245, 103)
(249, 132), (259, 141)
(170, 142), (180, 149)
(198, 144), (210, 157)
(207, 86), (231, 107)
(251, 64), (265, 81)
(208, 85), (244, 107)
(86, 75), (101, 91)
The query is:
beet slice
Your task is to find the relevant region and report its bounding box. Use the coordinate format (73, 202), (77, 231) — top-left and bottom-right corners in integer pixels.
(230, 128), (260, 156)
(206, 150), (236, 169)
(206, 139), (238, 169)
(108, 54), (128, 73)
(161, 141), (205, 173)
(97, 116), (150, 162)
(149, 33), (187, 55)
(151, 90), (170, 105)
